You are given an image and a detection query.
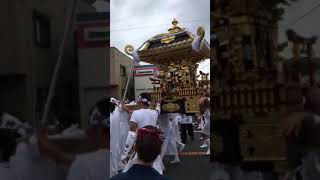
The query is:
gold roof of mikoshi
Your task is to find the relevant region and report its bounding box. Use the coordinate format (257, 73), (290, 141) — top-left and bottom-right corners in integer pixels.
(124, 19), (210, 65)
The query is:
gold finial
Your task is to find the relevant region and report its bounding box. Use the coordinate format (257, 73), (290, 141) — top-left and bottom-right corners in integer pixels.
(172, 18), (178, 26)
(168, 18), (182, 34)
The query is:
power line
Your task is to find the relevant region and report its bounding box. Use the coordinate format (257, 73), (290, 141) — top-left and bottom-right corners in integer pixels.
(111, 19), (209, 32)
(283, 2), (320, 28)
(110, 18), (209, 32)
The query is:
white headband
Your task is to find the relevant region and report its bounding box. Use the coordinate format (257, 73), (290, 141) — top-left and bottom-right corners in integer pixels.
(110, 97), (120, 105)
(137, 96), (148, 103)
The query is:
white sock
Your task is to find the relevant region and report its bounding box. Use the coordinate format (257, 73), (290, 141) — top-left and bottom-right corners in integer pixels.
(174, 154), (180, 161)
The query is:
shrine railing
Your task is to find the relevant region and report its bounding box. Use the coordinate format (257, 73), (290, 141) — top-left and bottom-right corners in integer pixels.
(212, 85), (302, 115)
(150, 88), (206, 100)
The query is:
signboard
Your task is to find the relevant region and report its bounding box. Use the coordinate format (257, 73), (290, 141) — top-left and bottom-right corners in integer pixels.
(134, 66), (158, 77)
(135, 69), (155, 76)
(76, 12), (109, 48)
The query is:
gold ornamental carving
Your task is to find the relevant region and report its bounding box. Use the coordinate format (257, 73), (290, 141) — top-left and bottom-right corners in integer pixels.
(124, 44), (134, 56)
(197, 26), (205, 38)
(168, 18), (183, 34)
(123, 18), (210, 115)
(162, 103), (180, 112)
(161, 36), (175, 44)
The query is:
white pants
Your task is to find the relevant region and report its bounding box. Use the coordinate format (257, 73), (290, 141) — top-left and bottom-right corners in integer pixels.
(160, 122), (179, 158)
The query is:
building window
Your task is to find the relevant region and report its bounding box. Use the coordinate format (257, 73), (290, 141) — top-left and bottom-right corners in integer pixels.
(120, 65), (126, 77)
(33, 10), (51, 48)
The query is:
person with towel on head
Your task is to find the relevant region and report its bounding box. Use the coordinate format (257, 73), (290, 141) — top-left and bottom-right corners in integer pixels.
(111, 126), (170, 180)
(120, 93), (163, 174)
(110, 97), (130, 176)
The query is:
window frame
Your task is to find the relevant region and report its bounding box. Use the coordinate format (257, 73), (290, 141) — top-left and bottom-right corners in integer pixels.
(120, 65), (127, 77)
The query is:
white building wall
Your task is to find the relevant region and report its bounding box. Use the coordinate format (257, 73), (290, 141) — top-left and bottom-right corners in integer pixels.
(78, 47), (109, 127)
(133, 65), (159, 100)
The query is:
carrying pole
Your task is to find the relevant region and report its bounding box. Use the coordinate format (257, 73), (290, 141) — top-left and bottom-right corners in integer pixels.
(123, 61), (134, 101)
(40, 0), (79, 126)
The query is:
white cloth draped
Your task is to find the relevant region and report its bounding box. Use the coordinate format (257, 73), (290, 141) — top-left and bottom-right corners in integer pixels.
(172, 113), (182, 145)
(132, 51), (140, 65)
(202, 109), (210, 136)
(158, 114), (178, 157)
(119, 108), (130, 156)
(110, 107), (121, 177)
(192, 36), (204, 52)
(110, 106), (130, 176)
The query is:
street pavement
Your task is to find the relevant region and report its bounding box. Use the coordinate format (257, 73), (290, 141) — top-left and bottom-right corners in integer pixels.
(163, 130), (212, 180)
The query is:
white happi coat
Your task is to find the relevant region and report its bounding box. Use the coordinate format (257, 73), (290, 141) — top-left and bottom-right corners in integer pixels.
(110, 106), (130, 176)
(123, 108), (163, 174)
(158, 113), (178, 157)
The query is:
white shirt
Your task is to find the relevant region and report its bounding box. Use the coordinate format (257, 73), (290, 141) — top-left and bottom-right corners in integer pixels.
(67, 149), (109, 180)
(130, 109), (159, 128)
(10, 142), (65, 180)
(180, 115), (193, 124)
(173, 114), (182, 125)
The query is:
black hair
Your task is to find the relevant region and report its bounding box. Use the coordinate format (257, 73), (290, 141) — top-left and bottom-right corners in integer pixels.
(90, 97), (115, 119)
(139, 93), (151, 107)
(135, 126), (162, 163)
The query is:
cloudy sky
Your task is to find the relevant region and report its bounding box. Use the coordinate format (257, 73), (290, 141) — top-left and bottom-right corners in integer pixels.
(279, 0), (320, 58)
(110, 0), (210, 74)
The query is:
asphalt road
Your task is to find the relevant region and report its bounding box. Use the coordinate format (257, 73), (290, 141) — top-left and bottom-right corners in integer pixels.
(163, 131), (211, 180)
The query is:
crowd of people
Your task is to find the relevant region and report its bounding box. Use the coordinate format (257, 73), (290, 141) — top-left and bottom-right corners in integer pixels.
(0, 92), (210, 180)
(2, 82), (320, 180)
(110, 93), (211, 178)
(0, 97), (110, 180)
